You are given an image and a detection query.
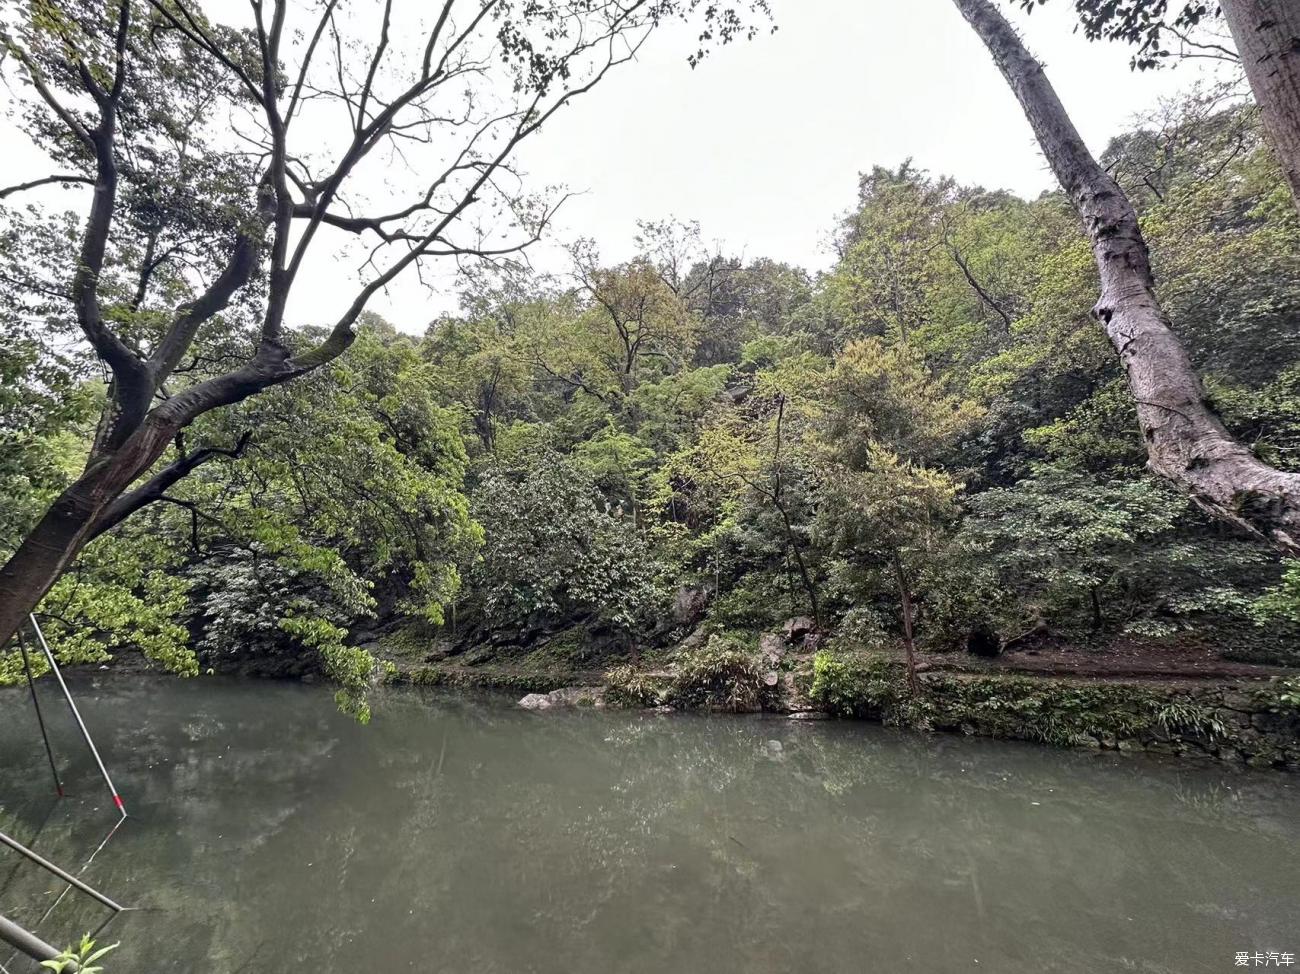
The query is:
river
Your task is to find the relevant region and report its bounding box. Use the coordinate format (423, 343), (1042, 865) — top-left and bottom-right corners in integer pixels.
(0, 676), (1296, 973)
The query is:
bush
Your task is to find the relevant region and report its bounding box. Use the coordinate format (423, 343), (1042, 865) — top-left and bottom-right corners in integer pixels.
(469, 454), (666, 636)
(834, 606), (890, 651)
(809, 649), (910, 718)
(669, 635), (773, 712)
(604, 664), (665, 708)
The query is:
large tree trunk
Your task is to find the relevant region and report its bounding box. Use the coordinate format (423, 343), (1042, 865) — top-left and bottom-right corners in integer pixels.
(0, 417), (181, 647)
(1220, 0), (1300, 219)
(953, 0), (1300, 555)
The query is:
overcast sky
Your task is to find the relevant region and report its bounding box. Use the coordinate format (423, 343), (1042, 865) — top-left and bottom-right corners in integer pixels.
(373, 0), (1224, 330)
(4, 0), (1227, 333)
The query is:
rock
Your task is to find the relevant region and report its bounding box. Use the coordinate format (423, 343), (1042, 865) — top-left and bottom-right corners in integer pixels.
(759, 632), (785, 664)
(1077, 735), (1101, 749)
(1220, 691), (1256, 712)
(802, 631), (825, 653)
(672, 586), (711, 627)
(763, 671), (780, 688)
(675, 627), (707, 653)
(782, 616), (816, 644)
(787, 711), (830, 720)
(518, 687), (605, 711)
(1251, 712), (1275, 732)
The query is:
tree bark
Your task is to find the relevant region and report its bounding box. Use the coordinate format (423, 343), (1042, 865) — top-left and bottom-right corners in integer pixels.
(1220, 0), (1300, 219)
(892, 552), (920, 695)
(0, 351), (305, 649)
(0, 415), (180, 647)
(953, 0), (1300, 555)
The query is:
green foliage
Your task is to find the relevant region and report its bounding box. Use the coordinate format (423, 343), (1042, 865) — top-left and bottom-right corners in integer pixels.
(1253, 560), (1300, 625)
(1263, 677), (1300, 714)
(37, 526), (196, 676)
(42, 936), (117, 974)
(668, 635), (773, 712)
(468, 453), (666, 638)
(959, 464), (1271, 637)
(604, 664), (666, 708)
(809, 650), (909, 718)
(5, 86), (1297, 713)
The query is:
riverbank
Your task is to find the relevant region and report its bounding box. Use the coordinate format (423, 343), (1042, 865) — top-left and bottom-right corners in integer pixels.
(379, 627), (1300, 771)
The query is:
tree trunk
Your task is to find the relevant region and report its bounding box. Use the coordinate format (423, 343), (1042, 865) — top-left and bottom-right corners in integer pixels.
(1220, 0), (1300, 219)
(892, 552), (920, 695)
(0, 417), (180, 647)
(953, 0), (1300, 555)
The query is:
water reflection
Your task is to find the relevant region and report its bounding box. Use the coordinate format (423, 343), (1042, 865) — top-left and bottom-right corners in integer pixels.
(1, 678), (1296, 973)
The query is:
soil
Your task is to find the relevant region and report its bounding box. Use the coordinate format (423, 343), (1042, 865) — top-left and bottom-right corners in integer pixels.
(919, 637), (1298, 683)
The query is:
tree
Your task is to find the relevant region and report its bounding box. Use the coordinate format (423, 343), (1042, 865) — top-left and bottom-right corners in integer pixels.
(812, 338), (979, 688)
(954, 0), (1300, 554)
(0, 0), (771, 651)
(1216, 0), (1300, 219)
(467, 452), (665, 645)
(1021, 0), (1300, 218)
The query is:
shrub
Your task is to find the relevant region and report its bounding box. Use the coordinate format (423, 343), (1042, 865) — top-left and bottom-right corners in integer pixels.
(809, 649), (910, 718)
(669, 635), (772, 712)
(604, 664), (664, 708)
(834, 607), (890, 651)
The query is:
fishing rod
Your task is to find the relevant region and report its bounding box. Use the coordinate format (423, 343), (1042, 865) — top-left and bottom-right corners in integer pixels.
(27, 615), (126, 820)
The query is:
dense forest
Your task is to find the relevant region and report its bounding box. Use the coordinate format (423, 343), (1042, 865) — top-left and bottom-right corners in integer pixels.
(5, 85), (1300, 715)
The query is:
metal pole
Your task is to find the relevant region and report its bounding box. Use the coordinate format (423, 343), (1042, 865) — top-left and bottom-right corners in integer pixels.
(0, 831), (125, 914)
(0, 913), (66, 969)
(27, 615), (126, 818)
(17, 632), (64, 798)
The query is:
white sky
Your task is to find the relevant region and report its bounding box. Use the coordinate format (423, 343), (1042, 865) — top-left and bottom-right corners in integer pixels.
(3, 0), (1226, 333)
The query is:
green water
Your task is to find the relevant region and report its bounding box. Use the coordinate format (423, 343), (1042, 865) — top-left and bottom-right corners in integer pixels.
(0, 676), (1296, 973)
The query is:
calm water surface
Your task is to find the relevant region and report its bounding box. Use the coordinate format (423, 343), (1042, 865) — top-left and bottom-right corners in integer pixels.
(0, 676), (1296, 973)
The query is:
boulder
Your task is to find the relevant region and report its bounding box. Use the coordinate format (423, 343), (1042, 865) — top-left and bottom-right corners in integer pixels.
(518, 687), (606, 711)
(782, 616), (816, 644)
(759, 632), (785, 665)
(672, 586), (711, 627)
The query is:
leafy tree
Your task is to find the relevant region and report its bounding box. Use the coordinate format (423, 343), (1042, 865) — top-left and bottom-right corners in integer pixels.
(960, 465), (1270, 637)
(955, 0), (1300, 554)
(0, 0), (773, 652)
(812, 338), (979, 686)
(467, 453), (665, 646)
(1018, 0), (1300, 220)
